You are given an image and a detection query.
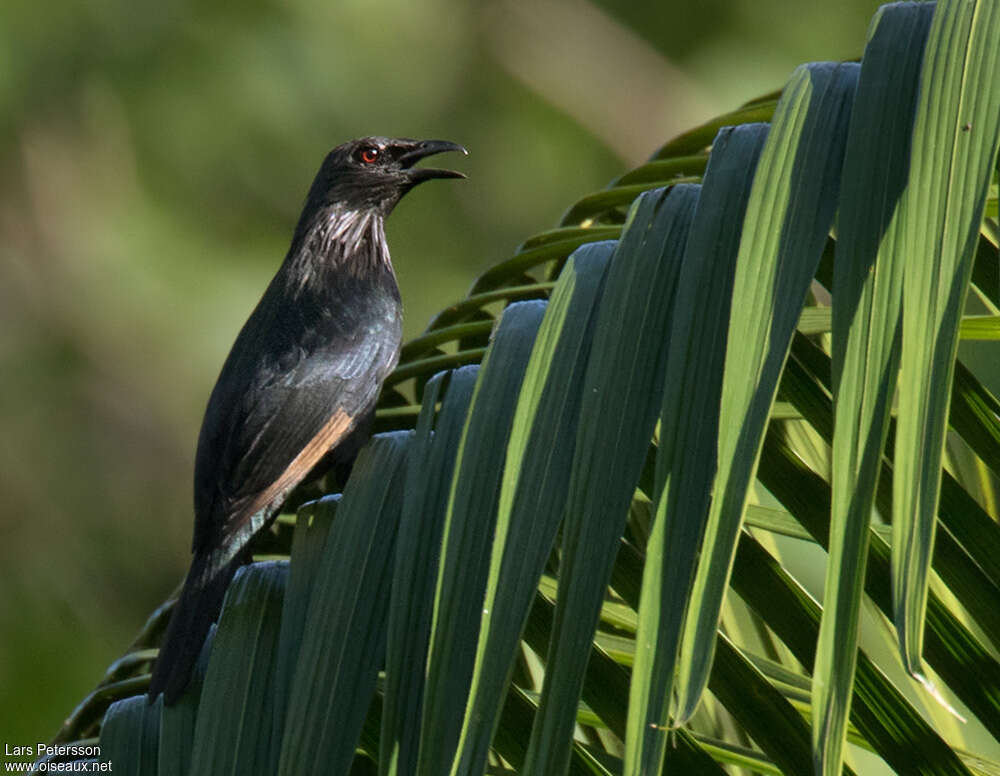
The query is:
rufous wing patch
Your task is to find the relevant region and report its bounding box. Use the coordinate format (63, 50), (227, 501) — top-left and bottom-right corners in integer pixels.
(240, 408), (354, 523)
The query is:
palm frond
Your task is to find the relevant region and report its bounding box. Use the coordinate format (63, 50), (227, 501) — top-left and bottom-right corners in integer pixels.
(40, 2), (1000, 774)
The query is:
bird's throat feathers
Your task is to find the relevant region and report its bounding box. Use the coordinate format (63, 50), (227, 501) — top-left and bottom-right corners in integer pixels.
(287, 205), (394, 295)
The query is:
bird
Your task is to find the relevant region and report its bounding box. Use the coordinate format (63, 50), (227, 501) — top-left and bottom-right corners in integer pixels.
(147, 136), (466, 704)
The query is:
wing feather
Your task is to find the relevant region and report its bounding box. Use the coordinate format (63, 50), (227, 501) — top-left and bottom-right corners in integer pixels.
(192, 292), (400, 553)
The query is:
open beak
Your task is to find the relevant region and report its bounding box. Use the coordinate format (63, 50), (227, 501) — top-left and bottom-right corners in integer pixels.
(397, 139), (468, 183)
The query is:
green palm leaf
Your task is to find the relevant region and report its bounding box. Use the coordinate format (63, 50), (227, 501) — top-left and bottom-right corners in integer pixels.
(42, 4), (1000, 774)
(675, 59), (859, 724)
(818, 5), (934, 776)
(891, 0), (1000, 686)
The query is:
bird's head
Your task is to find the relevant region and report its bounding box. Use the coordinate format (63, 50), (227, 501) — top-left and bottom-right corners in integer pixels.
(309, 136), (467, 217)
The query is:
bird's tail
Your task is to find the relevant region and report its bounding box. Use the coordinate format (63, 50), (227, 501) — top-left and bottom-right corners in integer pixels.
(147, 549), (244, 705)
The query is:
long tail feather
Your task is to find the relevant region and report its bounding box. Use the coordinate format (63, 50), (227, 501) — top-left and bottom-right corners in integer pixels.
(147, 551), (243, 704)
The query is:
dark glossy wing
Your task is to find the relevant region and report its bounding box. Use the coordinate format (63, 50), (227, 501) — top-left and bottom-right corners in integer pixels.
(193, 289), (401, 554)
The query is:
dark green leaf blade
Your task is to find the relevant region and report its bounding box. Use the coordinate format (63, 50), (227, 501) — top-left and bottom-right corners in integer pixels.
(418, 301), (546, 776)
(190, 561), (288, 776)
(523, 184), (701, 776)
(818, 5), (935, 776)
(382, 367), (478, 776)
(159, 626), (214, 776)
(710, 634), (831, 776)
(784, 334), (1000, 739)
(626, 121), (768, 776)
(278, 432), (411, 776)
(675, 61), (860, 723)
(731, 517), (972, 776)
(892, 0), (1000, 682)
(271, 497), (337, 770)
(99, 695), (162, 776)
(450, 241), (614, 776)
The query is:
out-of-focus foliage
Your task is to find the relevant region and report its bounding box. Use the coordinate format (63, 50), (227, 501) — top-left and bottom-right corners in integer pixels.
(0, 0), (883, 749)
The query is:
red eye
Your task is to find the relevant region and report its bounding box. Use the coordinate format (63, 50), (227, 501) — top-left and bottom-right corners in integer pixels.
(359, 146), (380, 164)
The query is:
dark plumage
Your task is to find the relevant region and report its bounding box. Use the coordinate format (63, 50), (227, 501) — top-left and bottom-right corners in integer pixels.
(148, 137), (466, 704)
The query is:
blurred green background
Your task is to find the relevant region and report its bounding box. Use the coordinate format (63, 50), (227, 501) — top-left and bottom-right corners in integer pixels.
(0, 0), (881, 744)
